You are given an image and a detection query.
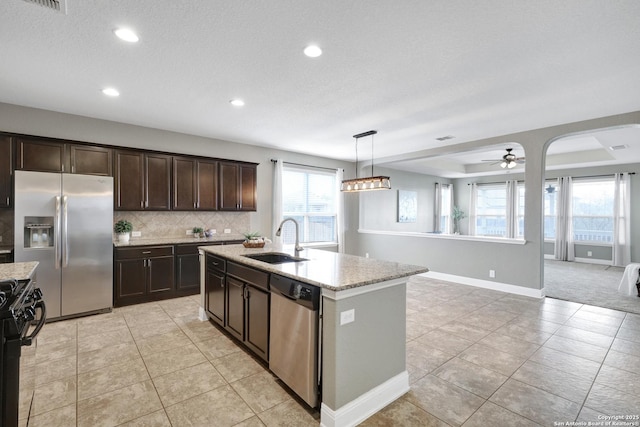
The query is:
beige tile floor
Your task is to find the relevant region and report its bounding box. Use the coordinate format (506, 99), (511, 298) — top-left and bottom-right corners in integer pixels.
(22, 275), (640, 426)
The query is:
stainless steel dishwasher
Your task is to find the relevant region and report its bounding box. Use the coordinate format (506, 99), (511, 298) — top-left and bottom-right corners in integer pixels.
(269, 274), (321, 408)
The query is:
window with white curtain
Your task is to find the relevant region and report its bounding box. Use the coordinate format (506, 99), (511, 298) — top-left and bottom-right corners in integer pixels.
(571, 178), (615, 242)
(474, 182), (525, 237)
(543, 181), (558, 239)
(281, 165), (337, 244)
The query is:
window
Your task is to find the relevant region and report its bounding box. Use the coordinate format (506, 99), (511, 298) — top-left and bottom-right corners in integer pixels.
(439, 184), (451, 232)
(474, 182), (525, 238)
(543, 182), (558, 239)
(281, 165), (337, 244)
(571, 178), (614, 242)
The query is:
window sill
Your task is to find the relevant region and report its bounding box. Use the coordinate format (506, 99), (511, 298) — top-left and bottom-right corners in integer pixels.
(358, 229), (527, 245)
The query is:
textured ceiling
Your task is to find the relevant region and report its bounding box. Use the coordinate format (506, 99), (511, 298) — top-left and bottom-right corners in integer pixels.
(1, 0), (640, 167)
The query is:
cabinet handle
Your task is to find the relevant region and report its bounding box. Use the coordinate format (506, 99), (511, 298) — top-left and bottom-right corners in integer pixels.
(220, 276), (224, 288)
(140, 200), (143, 208)
(148, 259), (152, 268)
(5, 197), (8, 205)
(143, 259), (147, 267)
(71, 165), (75, 173)
(142, 251), (151, 254)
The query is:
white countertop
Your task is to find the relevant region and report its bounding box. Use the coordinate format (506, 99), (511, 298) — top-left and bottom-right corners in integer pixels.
(113, 235), (245, 247)
(0, 262), (39, 281)
(198, 244), (428, 291)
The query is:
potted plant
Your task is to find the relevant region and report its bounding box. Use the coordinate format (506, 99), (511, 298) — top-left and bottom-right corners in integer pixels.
(114, 220), (133, 243)
(192, 227), (204, 238)
(452, 206), (466, 234)
(243, 231), (265, 248)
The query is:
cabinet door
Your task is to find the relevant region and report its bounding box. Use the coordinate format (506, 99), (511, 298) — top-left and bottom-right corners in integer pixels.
(219, 162), (239, 210)
(70, 145), (112, 176)
(176, 252), (200, 292)
(225, 276), (244, 341)
(115, 150), (144, 210)
(115, 259), (147, 299)
(147, 255), (175, 294)
(173, 157), (197, 210)
(0, 136), (12, 208)
(197, 160), (218, 210)
(16, 137), (67, 172)
(205, 269), (225, 326)
(145, 154), (171, 210)
(239, 164), (257, 211)
(245, 285), (269, 361)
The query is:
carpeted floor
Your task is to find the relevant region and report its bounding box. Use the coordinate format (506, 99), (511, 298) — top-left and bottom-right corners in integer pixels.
(544, 259), (640, 314)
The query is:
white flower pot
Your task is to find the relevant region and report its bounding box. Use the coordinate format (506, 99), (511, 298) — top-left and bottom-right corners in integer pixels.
(117, 233), (130, 243)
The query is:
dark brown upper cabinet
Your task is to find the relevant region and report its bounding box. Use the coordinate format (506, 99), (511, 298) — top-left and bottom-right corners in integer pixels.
(115, 150), (171, 210)
(0, 136), (13, 208)
(173, 157), (218, 210)
(15, 137), (113, 176)
(219, 161), (257, 211)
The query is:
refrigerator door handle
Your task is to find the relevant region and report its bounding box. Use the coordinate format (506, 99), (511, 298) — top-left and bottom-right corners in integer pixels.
(55, 196), (62, 269)
(62, 195), (69, 268)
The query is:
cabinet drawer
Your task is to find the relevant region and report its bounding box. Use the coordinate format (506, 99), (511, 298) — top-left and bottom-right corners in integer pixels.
(175, 243), (200, 255)
(116, 245), (174, 260)
(206, 254), (226, 273)
(227, 262), (269, 291)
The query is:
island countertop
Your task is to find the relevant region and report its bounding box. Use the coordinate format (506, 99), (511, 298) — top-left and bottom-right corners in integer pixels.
(0, 261), (39, 281)
(198, 244), (428, 291)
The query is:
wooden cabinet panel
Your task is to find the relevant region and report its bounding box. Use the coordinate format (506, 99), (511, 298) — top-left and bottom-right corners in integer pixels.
(173, 157), (197, 210)
(145, 154), (171, 210)
(219, 162), (257, 211)
(115, 150), (144, 210)
(197, 160), (218, 210)
(225, 276), (245, 341)
(16, 137), (67, 173)
(206, 269), (225, 325)
(70, 145), (112, 176)
(245, 285), (269, 360)
(0, 136), (12, 208)
(176, 244), (200, 292)
(148, 255), (174, 293)
(116, 259), (146, 298)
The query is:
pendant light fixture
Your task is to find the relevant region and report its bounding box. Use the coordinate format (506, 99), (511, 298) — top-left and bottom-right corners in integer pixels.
(340, 130), (391, 192)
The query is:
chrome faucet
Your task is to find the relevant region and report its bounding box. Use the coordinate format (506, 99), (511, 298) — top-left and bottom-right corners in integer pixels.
(276, 217), (304, 253)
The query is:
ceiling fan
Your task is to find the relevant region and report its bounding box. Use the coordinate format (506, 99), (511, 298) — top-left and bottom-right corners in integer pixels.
(482, 148), (525, 169)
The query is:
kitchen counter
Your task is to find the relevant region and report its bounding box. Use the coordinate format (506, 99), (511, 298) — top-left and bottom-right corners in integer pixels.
(113, 235), (245, 247)
(0, 262), (38, 281)
(197, 244), (427, 291)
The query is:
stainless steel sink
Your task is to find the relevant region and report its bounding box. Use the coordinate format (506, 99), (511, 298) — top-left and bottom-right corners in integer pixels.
(242, 252), (308, 264)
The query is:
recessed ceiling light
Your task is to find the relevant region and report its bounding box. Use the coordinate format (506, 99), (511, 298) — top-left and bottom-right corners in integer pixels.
(303, 45), (322, 58)
(114, 28), (139, 43)
(230, 99), (245, 107)
(102, 87), (120, 97)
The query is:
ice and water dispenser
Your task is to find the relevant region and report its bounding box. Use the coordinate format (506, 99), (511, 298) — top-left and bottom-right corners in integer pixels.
(23, 217), (54, 249)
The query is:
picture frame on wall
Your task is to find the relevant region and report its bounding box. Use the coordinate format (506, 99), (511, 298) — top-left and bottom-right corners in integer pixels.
(397, 190), (417, 223)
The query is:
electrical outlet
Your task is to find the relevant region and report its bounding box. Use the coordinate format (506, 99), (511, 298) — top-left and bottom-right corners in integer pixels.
(131, 231), (141, 237)
(224, 229), (231, 234)
(186, 230), (193, 235)
(340, 309), (355, 325)
(365, 252), (369, 258)
(489, 269), (496, 278)
(587, 251), (593, 257)
(210, 229), (216, 234)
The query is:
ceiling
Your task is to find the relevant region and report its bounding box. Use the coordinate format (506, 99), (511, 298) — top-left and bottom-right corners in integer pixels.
(1, 1), (640, 169)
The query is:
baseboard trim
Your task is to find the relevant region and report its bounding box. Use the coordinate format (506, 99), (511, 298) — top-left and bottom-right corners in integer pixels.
(320, 371), (409, 427)
(574, 257), (613, 266)
(423, 271), (544, 299)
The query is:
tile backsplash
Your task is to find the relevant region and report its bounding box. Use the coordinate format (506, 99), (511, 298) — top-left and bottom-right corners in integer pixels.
(113, 211), (250, 239)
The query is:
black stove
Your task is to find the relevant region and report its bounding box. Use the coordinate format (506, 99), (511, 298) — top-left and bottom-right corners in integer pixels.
(1, 278), (46, 427)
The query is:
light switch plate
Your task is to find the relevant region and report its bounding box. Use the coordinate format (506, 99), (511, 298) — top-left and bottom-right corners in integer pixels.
(224, 229), (231, 234)
(340, 309), (355, 325)
(186, 230), (193, 235)
(131, 231), (141, 237)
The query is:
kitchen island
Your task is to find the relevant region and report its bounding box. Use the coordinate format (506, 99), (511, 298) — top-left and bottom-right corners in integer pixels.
(198, 244), (427, 427)
(0, 261), (38, 282)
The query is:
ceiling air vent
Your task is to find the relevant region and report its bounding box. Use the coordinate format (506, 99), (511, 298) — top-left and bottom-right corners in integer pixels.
(435, 135), (455, 142)
(21, 0), (67, 14)
(609, 144), (628, 151)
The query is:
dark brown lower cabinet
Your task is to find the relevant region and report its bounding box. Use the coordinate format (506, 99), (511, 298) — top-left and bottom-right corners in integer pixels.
(114, 245), (175, 306)
(175, 244), (202, 292)
(245, 284), (269, 360)
(225, 276), (245, 342)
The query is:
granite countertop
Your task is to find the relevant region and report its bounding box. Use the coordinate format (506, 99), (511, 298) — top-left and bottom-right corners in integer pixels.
(199, 244), (428, 291)
(0, 262), (39, 281)
(113, 235), (246, 247)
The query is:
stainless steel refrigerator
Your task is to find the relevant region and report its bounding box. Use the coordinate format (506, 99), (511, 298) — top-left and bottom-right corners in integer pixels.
(14, 170), (113, 320)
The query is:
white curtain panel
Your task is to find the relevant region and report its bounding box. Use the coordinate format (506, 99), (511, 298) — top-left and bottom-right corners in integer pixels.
(505, 180), (518, 238)
(271, 159), (284, 242)
(336, 168), (346, 253)
(468, 183), (478, 236)
(434, 183), (442, 232)
(612, 172), (631, 267)
(448, 184), (455, 234)
(554, 176), (575, 261)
